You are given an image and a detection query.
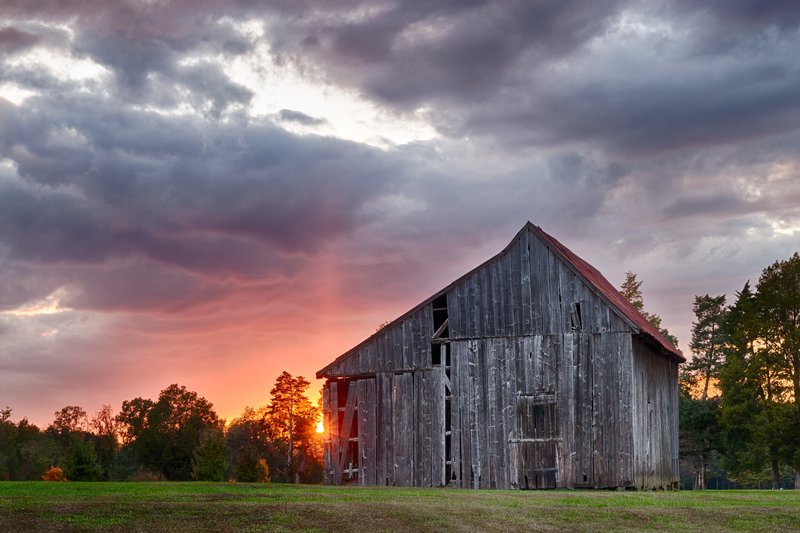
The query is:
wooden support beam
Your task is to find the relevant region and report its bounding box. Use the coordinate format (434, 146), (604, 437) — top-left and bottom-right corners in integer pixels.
(432, 318), (449, 340)
(337, 381), (358, 483)
(329, 381), (340, 484)
(508, 438), (563, 443)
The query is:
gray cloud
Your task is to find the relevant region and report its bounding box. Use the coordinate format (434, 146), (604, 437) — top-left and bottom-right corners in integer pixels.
(257, 1), (800, 162)
(0, 26), (40, 54)
(0, 85), (416, 320)
(3, 91), (398, 253)
(277, 109), (329, 127)
(275, 1), (626, 106)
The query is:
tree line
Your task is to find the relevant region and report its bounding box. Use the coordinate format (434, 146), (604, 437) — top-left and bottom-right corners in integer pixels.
(4, 254), (797, 488)
(0, 372), (322, 483)
(624, 253), (800, 490)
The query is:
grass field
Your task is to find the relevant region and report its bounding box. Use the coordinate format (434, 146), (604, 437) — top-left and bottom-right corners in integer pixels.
(1, 482), (798, 532)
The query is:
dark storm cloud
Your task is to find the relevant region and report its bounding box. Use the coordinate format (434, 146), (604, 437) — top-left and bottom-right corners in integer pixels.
(473, 61), (800, 156)
(62, 261), (230, 314)
(0, 26), (40, 54)
(0, 179), (120, 264)
(662, 192), (749, 219)
(669, 0), (800, 38)
(275, 0), (626, 106)
(0, 85), (414, 316)
(173, 62), (253, 117)
(258, 1), (800, 159)
(2, 1), (260, 116)
(4, 91), (395, 247)
(0, 61), (77, 96)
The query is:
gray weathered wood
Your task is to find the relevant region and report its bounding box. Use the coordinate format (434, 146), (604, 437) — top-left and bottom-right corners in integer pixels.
(319, 224), (681, 490)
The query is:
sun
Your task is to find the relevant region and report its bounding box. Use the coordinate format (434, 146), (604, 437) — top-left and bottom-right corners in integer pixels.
(316, 420), (324, 434)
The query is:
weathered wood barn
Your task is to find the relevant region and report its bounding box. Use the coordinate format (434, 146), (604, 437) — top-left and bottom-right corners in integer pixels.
(317, 222), (684, 490)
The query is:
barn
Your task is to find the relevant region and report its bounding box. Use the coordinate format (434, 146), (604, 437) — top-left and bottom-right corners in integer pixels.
(317, 222), (684, 490)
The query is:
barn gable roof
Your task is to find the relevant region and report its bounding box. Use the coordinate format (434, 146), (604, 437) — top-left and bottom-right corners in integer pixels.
(532, 224), (683, 362)
(317, 222), (683, 378)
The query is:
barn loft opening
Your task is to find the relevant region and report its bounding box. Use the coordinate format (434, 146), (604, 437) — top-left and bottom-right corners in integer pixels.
(432, 294), (448, 333)
(431, 294), (449, 366)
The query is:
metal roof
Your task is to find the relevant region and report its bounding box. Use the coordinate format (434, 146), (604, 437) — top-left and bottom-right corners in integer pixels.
(530, 223), (684, 362)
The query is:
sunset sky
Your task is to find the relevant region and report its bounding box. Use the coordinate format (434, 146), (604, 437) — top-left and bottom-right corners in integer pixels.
(1, 1), (799, 427)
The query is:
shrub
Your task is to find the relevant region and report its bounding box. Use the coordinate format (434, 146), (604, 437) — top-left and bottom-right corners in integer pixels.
(256, 458), (270, 483)
(42, 466), (67, 481)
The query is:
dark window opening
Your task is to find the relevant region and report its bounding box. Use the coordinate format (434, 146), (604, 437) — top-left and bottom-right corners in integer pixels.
(431, 294), (450, 368)
(432, 294), (448, 332)
(336, 381), (350, 406)
(432, 343), (442, 366)
(532, 402), (557, 439)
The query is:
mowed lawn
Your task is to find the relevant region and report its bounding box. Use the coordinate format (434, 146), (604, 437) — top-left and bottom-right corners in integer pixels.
(1, 482), (798, 532)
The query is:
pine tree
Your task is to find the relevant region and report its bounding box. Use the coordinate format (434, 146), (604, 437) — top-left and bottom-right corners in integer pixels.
(619, 271), (679, 346)
(686, 294), (727, 401)
(264, 372), (321, 483)
(755, 253), (800, 488)
(191, 428), (228, 481)
(64, 435), (102, 481)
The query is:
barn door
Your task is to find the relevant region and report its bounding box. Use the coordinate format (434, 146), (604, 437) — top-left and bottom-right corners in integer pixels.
(511, 393), (559, 489)
(324, 380), (357, 485)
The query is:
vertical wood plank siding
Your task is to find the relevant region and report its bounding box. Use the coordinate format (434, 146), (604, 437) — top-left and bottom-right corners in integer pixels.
(631, 337), (680, 489)
(321, 227), (680, 489)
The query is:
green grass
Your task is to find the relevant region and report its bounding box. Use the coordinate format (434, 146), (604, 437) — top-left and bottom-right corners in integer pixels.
(1, 482), (798, 532)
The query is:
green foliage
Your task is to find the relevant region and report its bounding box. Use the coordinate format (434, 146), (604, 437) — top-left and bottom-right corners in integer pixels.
(49, 406), (88, 438)
(619, 272), (645, 312)
(192, 428), (228, 481)
(64, 435), (102, 481)
(0, 412), (56, 481)
(718, 284), (770, 481)
(685, 294), (727, 400)
(718, 261), (800, 488)
(116, 384), (223, 481)
(0, 374), (325, 483)
(265, 372), (322, 483)
(619, 271), (679, 347)
(678, 389), (720, 489)
(227, 407), (267, 479)
(116, 397), (154, 447)
(231, 444), (260, 482)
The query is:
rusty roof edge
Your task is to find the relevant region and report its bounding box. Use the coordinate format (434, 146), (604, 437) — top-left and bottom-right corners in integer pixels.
(524, 223), (639, 335)
(528, 223), (685, 363)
